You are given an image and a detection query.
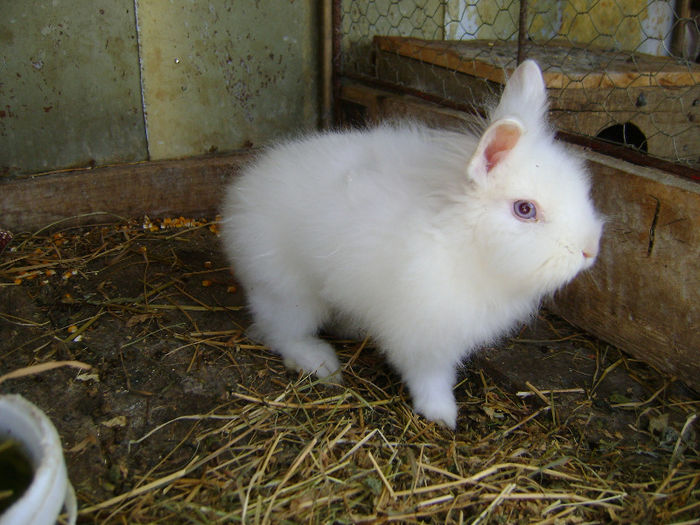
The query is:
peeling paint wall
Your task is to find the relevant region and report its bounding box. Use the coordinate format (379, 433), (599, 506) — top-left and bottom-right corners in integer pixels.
(1, 1), (320, 176)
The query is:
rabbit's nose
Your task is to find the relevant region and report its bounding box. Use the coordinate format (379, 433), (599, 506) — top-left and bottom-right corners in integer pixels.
(582, 239), (599, 260)
(582, 218), (603, 261)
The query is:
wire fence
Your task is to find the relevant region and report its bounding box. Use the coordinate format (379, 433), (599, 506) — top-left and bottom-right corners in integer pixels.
(336, 0), (700, 168)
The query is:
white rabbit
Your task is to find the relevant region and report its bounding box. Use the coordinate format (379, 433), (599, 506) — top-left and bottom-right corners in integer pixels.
(220, 60), (603, 429)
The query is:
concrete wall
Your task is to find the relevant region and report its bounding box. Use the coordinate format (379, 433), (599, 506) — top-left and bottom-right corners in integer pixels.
(1, 1), (319, 177)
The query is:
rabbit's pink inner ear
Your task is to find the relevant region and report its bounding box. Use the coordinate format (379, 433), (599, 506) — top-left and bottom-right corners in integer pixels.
(484, 121), (522, 172)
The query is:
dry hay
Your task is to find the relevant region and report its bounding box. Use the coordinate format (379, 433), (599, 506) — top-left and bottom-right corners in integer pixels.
(0, 216), (698, 524)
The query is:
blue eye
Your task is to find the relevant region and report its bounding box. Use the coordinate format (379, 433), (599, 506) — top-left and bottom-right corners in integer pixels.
(513, 200), (537, 220)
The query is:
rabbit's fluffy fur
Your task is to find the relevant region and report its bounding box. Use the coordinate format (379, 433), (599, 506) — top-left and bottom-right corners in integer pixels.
(220, 60), (603, 428)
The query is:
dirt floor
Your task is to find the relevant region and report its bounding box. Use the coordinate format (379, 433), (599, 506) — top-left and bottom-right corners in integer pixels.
(0, 217), (698, 524)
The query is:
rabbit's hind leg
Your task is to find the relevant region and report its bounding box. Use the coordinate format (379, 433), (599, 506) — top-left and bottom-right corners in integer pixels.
(246, 285), (342, 382)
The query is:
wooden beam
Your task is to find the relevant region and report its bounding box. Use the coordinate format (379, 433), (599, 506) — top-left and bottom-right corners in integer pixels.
(0, 153), (253, 232)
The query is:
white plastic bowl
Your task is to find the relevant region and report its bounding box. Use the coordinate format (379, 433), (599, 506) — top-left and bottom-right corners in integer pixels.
(0, 394), (76, 525)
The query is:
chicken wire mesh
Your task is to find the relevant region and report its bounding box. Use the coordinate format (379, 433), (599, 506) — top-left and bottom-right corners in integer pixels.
(336, 0), (700, 168)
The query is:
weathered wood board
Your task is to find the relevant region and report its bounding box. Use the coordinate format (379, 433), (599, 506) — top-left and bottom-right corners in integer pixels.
(0, 154), (252, 233)
(552, 151), (700, 389)
(340, 83), (700, 392)
(373, 37), (700, 166)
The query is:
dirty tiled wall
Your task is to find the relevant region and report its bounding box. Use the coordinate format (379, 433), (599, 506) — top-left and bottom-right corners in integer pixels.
(0, 1), (319, 176)
(0, 1), (146, 176)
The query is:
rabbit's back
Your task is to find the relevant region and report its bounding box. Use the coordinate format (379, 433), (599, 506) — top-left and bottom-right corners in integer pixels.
(222, 124), (475, 282)
(232, 124), (473, 216)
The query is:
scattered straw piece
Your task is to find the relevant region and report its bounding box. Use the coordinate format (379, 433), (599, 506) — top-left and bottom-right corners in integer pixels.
(0, 360), (92, 385)
(471, 482), (516, 525)
(79, 422), (264, 515)
(368, 451), (396, 498)
(516, 387), (585, 398)
(262, 436), (318, 525)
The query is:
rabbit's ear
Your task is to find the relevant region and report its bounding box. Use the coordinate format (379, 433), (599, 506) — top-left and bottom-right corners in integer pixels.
(468, 118), (524, 180)
(491, 60), (548, 126)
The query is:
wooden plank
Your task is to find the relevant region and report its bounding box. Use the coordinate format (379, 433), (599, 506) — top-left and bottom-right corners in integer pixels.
(374, 40), (700, 116)
(550, 110), (699, 167)
(339, 82), (700, 391)
(374, 36), (700, 89)
(547, 85), (699, 115)
(0, 153), (253, 232)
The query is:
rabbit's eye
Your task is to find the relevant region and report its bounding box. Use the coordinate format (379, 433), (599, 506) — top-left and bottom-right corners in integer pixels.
(513, 200), (537, 221)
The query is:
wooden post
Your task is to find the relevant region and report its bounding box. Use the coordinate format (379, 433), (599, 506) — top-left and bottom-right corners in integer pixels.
(670, 0), (692, 59)
(517, 0), (528, 65)
(320, 0), (334, 129)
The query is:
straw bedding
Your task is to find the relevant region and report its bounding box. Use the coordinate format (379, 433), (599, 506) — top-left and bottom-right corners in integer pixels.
(0, 216), (697, 524)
